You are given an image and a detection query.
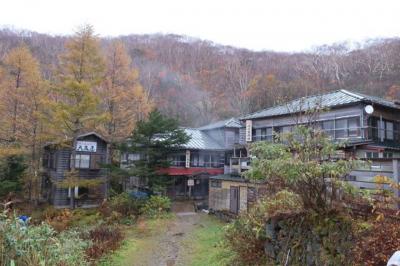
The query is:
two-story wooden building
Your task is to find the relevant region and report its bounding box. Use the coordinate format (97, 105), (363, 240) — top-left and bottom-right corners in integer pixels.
(42, 132), (109, 208)
(209, 90), (400, 214)
(121, 118), (243, 200)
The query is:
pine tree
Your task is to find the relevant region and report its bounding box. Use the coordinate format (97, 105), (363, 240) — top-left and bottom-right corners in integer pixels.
(121, 110), (189, 192)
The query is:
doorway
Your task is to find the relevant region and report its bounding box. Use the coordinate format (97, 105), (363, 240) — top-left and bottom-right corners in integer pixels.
(230, 186), (239, 214)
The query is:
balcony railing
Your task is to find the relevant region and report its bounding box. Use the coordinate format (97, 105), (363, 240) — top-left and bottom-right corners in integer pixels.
(169, 160), (224, 168)
(252, 126), (400, 146)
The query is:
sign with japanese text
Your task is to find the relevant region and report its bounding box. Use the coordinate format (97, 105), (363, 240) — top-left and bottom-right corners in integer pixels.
(76, 141), (97, 152)
(185, 150), (190, 168)
(245, 120), (252, 142)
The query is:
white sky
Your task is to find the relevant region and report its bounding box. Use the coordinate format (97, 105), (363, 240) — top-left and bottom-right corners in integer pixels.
(0, 0), (399, 52)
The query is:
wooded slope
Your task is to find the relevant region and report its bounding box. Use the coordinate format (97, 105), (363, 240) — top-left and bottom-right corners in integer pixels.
(1, 28), (399, 127)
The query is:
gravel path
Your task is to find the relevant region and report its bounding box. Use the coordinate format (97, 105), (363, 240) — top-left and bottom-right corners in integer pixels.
(130, 201), (203, 266)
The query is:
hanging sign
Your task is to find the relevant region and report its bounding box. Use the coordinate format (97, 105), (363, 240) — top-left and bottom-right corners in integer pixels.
(185, 150), (190, 168)
(76, 141), (97, 152)
(245, 120), (253, 142)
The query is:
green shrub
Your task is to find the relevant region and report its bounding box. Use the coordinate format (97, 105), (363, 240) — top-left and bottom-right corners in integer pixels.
(108, 192), (144, 217)
(0, 155), (26, 197)
(140, 195), (171, 218)
(224, 191), (303, 265)
(0, 212), (89, 266)
(264, 189), (303, 217)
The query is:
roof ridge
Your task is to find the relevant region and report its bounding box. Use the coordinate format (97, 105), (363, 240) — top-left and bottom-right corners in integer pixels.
(241, 90), (338, 119)
(339, 89), (365, 100)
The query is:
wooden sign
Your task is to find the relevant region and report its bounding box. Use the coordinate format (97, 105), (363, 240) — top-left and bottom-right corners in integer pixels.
(185, 150), (190, 168)
(245, 120), (253, 142)
(76, 141), (97, 152)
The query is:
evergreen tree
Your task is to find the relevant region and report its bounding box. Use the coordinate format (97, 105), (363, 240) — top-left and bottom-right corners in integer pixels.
(121, 110), (189, 192)
(0, 154), (26, 197)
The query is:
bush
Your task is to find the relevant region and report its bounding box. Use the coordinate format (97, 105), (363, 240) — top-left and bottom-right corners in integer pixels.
(0, 211), (89, 265)
(0, 155), (26, 197)
(83, 224), (123, 261)
(43, 207), (73, 231)
(108, 192), (144, 217)
(352, 218), (400, 266)
(224, 199), (269, 265)
(223, 191), (354, 266)
(140, 195), (171, 218)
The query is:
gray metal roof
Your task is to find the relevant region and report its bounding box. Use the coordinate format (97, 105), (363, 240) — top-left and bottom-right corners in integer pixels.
(197, 118), (243, 130)
(242, 89), (400, 120)
(182, 128), (225, 150)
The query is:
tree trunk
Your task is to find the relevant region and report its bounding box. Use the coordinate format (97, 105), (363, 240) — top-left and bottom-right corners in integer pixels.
(70, 134), (78, 209)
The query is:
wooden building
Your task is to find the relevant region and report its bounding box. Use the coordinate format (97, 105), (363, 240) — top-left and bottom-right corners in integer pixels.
(42, 132), (109, 208)
(121, 118), (244, 200)
(209, 90), (400, 214)
(241, 89), (400, 190)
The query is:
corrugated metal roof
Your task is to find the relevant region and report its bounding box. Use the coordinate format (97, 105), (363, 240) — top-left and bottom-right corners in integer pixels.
(242, 89), (400, 120)
(182, 128), (225, 150)
(198, 118), (243, 130)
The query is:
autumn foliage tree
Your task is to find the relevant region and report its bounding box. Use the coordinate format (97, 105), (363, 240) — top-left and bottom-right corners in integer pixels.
(0, 45), (47, 201)
(97, 40), (152, 150)
(49, 24), (106, 208)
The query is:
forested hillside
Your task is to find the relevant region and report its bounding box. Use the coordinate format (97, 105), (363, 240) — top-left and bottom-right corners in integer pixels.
(1, 27), (400, 127)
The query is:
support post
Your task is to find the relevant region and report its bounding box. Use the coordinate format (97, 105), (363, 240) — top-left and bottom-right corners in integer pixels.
(393, 159), (400, 209)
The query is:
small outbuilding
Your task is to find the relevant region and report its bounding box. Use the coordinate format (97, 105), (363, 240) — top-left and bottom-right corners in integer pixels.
(208, 174), (267, 214)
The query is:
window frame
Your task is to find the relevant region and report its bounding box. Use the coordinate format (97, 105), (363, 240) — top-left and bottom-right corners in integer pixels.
(74, 154), (90, 169)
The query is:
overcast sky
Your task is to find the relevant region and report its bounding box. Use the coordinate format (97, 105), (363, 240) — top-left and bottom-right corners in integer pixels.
(0, 0), (399, 52)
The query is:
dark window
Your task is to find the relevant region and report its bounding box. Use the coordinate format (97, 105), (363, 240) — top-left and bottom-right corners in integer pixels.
(253, 128), (261, 141)
(383, 152), (393, 158)
(335, 119), (348, 139)
(386, 121), (394, 140)
(378, 120), (385, 140)
(348, 117), (361, 137)
(210, 180), (222, 188)
(170, 154), (186, 167)
(322, 120), (334, 138)
(190, 153), (200, 167)
(370, 117), (398, 141)
(260, 128), (266, 140)
(366, 152), (379, 159)
(78, 187), (89, 198)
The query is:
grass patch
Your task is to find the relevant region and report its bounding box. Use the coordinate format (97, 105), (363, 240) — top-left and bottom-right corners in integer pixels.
(98, 216), (175, 266)
(182, 215), (234, 266)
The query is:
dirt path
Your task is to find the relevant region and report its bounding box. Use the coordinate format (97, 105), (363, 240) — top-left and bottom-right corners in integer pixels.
(117, 201), (207, 266)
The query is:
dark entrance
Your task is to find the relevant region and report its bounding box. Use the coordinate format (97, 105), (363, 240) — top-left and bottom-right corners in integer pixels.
(166, 175), (210, 200)
(230, 186), (239, 214)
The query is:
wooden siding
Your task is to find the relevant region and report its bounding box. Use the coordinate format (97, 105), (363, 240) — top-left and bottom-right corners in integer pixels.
(43, 134), (109, 208)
